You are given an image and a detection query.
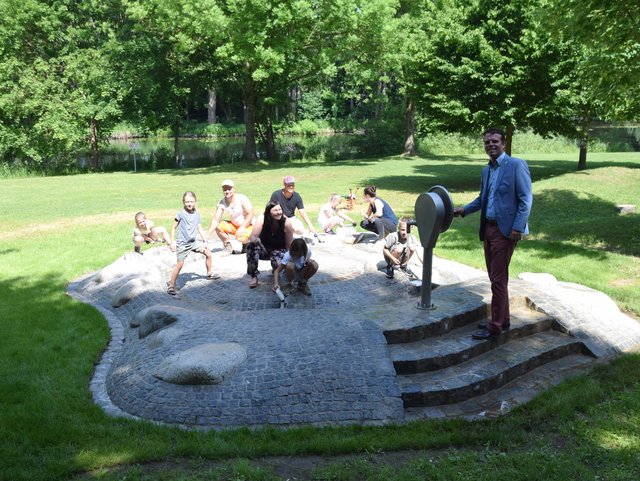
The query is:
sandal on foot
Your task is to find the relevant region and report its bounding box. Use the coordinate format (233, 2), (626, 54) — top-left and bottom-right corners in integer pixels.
(208, 272), (221, 280)
(167, 286), (177, 296)
(249, 276), (259, 288)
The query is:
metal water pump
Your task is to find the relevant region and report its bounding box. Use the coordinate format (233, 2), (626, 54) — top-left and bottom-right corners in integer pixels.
(411, 185), (454, 310)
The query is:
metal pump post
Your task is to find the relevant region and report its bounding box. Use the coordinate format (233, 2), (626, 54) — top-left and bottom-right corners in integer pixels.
(413, 185), (454, 310)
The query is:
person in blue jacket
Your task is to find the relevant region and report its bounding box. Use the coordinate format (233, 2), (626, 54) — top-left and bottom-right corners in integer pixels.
(454, 128), (533, 340)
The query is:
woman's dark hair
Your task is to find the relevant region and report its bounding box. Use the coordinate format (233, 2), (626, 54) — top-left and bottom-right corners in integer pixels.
(263, 201), (281, 230)
(289, 238), (308, 258)
(363, 185), (376, 197)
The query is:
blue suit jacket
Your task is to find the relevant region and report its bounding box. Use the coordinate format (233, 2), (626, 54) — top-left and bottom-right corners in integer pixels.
(463, 154), (532, 240)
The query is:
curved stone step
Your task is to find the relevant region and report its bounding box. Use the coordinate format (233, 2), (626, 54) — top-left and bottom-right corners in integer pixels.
(403, 353), (598, 420)
(389, 309), (555, 374)
(383, 303), (487, 344)
(397, 331), (593, 407)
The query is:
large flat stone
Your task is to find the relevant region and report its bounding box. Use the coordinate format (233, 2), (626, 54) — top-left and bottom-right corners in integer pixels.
(154, 343), (248, 385)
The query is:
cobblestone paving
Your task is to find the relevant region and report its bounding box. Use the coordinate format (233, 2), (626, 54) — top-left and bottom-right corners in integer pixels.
(68, 235), (640, 428)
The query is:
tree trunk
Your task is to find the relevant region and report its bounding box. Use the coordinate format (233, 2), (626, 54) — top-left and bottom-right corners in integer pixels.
(89, 117), (99, 171)
(222, 103), (231, 122)
(243, 74), (258, 161)
(375, 80), (387, 120)
(264, 112), (277, 162)
(173, 120), (181, 167)
(290, 86), (299, 120)
(577, 115), (591, 171)
(207, 89), (217, 124)
(505, 124), (515, 156)
(578, 139), (587, 171)
(402, 98), (416, 156)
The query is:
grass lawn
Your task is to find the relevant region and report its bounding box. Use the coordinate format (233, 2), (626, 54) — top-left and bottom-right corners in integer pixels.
(1, 151), (639, 480)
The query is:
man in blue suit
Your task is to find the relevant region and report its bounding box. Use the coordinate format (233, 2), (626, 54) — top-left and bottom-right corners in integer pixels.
(453, 128), (533, 339)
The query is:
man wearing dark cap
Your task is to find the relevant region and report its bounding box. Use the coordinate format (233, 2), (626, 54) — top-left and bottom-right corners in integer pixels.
(269, 175), (317, 236)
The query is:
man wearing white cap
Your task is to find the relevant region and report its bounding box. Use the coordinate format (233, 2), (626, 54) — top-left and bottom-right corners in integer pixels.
(208, 179), (254, 254)
(269, 175), (317, 236)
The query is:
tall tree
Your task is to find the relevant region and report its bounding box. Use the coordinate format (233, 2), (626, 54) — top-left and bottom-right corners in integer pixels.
(385, 0), (446, 156)
(215, 0), (397, 161)
(540, 0), (640, 120)
(0, 0), (125, 170)
(535, 0), (639, 169)
(407, 0), (576, 154)
(121, 0), (227, 166)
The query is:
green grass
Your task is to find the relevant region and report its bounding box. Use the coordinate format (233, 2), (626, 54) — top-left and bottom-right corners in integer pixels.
(1, 150), (639, 480)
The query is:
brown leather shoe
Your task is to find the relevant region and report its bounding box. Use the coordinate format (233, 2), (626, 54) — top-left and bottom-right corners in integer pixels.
(477, 322), (510, 331)
(472, 328), (500, 340)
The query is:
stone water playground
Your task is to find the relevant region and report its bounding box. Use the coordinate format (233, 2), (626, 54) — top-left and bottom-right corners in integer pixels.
(68, 232), (640, 429)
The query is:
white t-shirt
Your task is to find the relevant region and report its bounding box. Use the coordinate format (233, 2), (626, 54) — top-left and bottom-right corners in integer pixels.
(217, 193), (251, 226)
(280, 249), (312, 270)
(317, 202), (336, 228)
(384, 231), (419, 252)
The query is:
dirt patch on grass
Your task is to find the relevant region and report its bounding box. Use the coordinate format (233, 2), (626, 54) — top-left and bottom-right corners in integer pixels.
(612, 278), (639, 288)
(73, 450), (443, 480)
(1, 210), (176, 241)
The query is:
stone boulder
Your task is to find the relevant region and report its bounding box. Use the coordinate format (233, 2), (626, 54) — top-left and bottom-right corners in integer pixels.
(131, 304), (190, 338)
(93, 253), (148, 284)
(615, 204), (635, 215)
(111, 277), (158, 307)
(148, 327), (184, 349)
(154, 343), (248, 385)
(518, 272), (558, 285)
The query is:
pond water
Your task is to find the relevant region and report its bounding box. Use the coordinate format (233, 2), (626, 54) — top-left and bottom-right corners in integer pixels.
(591, 126), (640, 152)
(79, 127), (639, 173)
(80, 134), (390, 172)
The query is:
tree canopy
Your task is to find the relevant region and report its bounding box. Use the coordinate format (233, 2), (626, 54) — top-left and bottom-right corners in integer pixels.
(0, 0), (636, 171)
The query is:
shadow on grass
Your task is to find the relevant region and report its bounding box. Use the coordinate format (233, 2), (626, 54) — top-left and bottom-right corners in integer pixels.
(437, 190), (638, 262)
(147, 156), (383, 177)
(363, 156), (640, 196)
(144, 150), (640, 184)
(0, 273), (115, 481)
(531, 189), (640, 257)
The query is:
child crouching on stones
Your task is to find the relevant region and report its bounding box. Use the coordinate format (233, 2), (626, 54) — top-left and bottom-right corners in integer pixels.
(272, 238), (318, 296)
(132, 211), (170, 254)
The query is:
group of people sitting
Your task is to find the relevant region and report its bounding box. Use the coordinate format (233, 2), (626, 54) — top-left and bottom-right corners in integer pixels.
(132, 176), (423, 297)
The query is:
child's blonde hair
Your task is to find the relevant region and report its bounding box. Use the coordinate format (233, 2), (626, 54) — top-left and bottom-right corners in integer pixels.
(183, 191), (197, 201)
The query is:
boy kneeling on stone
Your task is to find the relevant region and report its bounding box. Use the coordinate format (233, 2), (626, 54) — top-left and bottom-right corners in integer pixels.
(383, 217), (422, 279)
